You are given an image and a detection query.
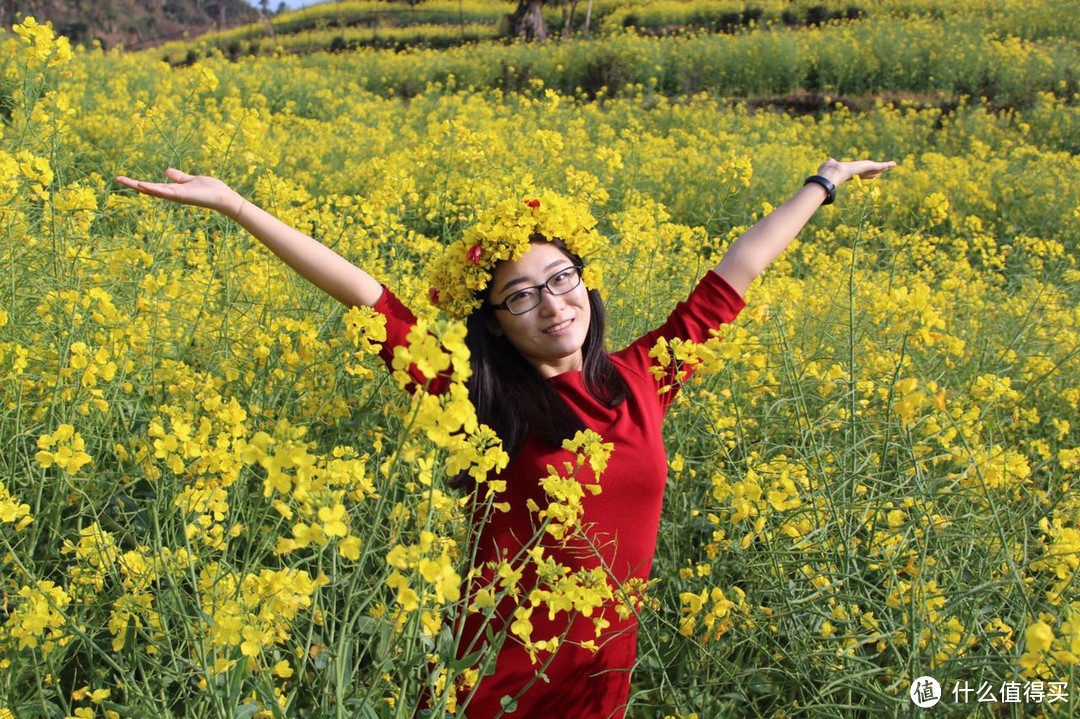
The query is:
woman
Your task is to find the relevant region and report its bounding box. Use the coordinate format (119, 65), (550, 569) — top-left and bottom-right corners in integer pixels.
(115, 158), (894, 717)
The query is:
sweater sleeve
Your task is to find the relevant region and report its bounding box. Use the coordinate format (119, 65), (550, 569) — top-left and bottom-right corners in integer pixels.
(371, 284), (451, 396)
(612, 270), (745, 408)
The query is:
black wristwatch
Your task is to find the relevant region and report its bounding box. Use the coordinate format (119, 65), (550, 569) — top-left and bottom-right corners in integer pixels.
(804, 175), (836, 205)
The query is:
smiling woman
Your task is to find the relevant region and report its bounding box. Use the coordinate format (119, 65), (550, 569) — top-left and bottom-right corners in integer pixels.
(115, 156), (893, 717)
(486, 248), (591, 379)
(460, 236), (624, 494)
(365, 197), (748, 715)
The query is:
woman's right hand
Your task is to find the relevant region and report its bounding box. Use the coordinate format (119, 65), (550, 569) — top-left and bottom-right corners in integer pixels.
(119, 167), (385, 309)
(114, 168), (245, 218)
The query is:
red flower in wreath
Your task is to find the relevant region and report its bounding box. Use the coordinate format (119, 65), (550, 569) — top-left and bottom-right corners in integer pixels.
(467, 244), (483, 265)
(525, 199), (540, 208)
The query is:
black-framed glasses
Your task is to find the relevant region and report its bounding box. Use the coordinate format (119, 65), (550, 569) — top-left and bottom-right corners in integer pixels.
(489, 265), (584, 315)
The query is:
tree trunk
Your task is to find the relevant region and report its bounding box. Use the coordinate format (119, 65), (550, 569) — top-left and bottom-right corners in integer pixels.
(584, 0), (594, 32)
(510, 0), (547, 42)
(259, 0), (276, 40)
(562, 0), (578, 39)
(2, 0), (20, 25)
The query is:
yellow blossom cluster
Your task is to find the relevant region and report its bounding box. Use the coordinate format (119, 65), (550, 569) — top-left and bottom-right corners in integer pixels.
(342, 304), (388, 378)
(3, 581), (72, 655)
(199, 564), (327, 661)
(1016, 606), (1080, 684)
(385, 530), (462, 637)
(9, 16), (72, 68)
(524, 430), (613, 542)
(59, 523), (191, 652)
(0, 481), (32, 531)
(426, 190), (608, 319)
(678, 585), (746, 642)
(1, 5), (1079, 714)
(648, 336), (715, 395)
(0, 149), (55, 204)
(35, 424), (93, 474)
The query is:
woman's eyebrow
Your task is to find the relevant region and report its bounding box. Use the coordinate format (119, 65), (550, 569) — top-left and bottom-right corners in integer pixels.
(498, 259), (568, 294)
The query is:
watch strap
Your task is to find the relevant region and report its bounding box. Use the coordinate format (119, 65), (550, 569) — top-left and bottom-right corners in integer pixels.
(804, 174), (836, 205)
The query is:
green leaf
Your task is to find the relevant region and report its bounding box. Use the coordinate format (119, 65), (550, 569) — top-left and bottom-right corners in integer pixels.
(437, 623), (456, 662)
(235, 703), (261, 719)
(449, 646), (487, 673)
(344, 698), (383, 719)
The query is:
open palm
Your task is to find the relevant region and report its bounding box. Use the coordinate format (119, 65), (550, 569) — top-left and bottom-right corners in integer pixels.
(817, 158), (897, 185)
(114, 168), (242, 216)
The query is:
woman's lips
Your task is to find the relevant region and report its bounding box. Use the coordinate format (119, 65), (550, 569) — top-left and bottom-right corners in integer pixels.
(543, 318), (574, 335)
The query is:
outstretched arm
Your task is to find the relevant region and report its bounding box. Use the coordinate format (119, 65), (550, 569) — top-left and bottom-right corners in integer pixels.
(114, 169), (384, 309)
(713, 158), (895, 297)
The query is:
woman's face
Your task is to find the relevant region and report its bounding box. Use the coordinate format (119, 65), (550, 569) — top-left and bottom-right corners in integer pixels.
(486, 241), (591, 378)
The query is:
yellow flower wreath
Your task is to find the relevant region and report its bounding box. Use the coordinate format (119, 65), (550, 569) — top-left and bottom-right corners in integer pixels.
(426, 191), (607, 319)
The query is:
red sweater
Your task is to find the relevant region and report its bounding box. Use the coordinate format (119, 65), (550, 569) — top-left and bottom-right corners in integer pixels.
(373, 270), (745, 718)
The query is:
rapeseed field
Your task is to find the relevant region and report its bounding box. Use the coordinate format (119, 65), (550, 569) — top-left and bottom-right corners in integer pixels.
(1, 3), (1078, 716)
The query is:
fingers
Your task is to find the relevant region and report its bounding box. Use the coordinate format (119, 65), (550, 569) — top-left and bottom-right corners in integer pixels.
(839, 159), (895, 180)
(856, 160), (897, 178)
(866, 160), (896, 171)
(165, 168), (195, 183)
(115, 169), (198, 202)
(114, 169), (193, 189)
(113, 176), (178, 200)
(816, 158), (895, 186)
(114, 176), (156, 195)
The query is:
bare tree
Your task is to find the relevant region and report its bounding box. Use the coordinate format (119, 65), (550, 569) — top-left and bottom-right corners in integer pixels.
(259, 0), (276, 40)
(509, 0), (590, 41)
(509, 0), (547, 41)
(560, 0), (578, 39)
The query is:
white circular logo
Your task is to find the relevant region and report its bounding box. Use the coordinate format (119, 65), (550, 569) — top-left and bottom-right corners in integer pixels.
(910, 675), (941, 708)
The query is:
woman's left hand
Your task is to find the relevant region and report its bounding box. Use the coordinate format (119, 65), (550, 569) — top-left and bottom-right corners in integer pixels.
(816, 158), (897, 186)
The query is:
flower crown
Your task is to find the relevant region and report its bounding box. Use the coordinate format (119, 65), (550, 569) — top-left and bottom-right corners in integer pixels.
(427, 191), (607, 319)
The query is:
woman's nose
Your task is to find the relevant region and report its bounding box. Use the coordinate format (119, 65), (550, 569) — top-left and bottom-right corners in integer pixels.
(536, 287), (563, 314)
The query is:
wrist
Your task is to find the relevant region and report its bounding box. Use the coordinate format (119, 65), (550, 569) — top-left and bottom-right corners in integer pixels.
(220, 190), (246, 219)
(803, 174), (836, 205)
(814, 159), (847, 187)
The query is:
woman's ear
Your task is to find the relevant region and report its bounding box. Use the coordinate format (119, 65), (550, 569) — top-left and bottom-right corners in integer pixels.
(483, 316), (504, 337)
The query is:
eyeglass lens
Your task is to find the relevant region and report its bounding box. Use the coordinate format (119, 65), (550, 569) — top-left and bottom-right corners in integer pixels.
(507, 267), (581, 314)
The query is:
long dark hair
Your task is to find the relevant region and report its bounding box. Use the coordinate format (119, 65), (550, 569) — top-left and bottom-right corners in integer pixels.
(450, 239), (628, 491)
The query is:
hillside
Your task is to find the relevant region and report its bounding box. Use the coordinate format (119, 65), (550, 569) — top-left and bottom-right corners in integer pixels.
(2, 0), (260, 50)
